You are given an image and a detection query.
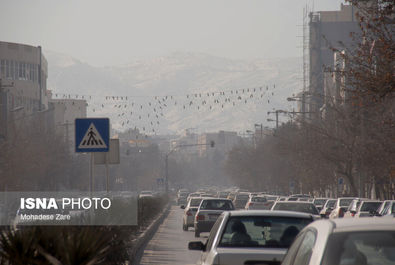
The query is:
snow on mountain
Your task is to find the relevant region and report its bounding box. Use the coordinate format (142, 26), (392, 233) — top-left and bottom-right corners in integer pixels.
(46, 51), (302, 134)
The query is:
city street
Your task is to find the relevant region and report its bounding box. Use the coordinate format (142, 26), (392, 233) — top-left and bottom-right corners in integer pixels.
(139, 205), (205, 265)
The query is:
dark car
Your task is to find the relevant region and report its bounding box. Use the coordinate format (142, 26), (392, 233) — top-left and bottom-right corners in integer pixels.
(194, 198), (234, 237)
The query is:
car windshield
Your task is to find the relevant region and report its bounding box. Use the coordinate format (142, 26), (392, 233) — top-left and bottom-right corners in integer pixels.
(314, 199), (327, 205)
(200, 200), (233, 210)
(326, 200), (336, 208)
(236, 195), (249, 200)
(190, 198), (202, 207)
(252, 197), (267, 203)
(340, 199), (354, 207)
(360, 202), (381, 212)
(273, 203), (318, 215)
(321, 231), (395, 265)
(218, 216), (312, 248)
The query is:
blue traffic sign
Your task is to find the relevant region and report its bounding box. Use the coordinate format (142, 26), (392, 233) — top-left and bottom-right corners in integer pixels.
(75, 118), (110, 152)
(338, 177), (344, 185)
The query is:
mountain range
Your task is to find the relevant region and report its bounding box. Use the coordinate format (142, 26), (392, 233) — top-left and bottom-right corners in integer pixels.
(46, 51), (302, 134)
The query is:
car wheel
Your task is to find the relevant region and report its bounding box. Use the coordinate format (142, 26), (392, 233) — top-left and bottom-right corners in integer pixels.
(195, 229), (200, 237)
(183, 223), (188, 231)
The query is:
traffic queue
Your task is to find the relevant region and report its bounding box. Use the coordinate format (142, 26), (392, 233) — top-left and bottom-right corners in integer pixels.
(176, 188), (395, 265)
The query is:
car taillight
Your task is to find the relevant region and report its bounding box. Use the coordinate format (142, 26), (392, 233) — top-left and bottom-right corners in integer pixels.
(187, 210), (192, 216)
(196, 214), (205, 221)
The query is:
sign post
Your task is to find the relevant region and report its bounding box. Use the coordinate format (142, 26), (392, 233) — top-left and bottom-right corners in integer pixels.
(75, 118), (110, 193)
(94, 139), (120, 192)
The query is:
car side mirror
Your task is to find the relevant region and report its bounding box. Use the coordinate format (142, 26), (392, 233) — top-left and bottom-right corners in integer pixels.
(180, 205), (185, 209)
(188, 241), (205, 251)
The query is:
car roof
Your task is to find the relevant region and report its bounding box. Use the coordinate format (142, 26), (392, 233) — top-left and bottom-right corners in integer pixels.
(228, 210), (315, 218)
(275, 201), (314, 204)
(201, 198), (231, 201)
(308, 217), (395, 233)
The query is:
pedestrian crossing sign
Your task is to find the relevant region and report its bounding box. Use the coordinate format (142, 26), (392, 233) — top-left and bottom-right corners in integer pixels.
(75, 118), (110, 152)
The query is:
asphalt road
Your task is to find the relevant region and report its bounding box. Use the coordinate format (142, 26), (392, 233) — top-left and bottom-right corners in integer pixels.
(139, 205), (208, 265)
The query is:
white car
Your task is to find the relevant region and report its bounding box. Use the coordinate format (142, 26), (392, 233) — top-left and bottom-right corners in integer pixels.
(328, 197), (356, 219)
(281, 217), (395, 265)
(378, 200), (395, 216)
(343, 199), (382, 218)
(245, 196), (274, 210)
(139, 190), (153, 198)
(188, 210), (315, 265)
(233, 193), (250, 209)
(312, 198), (329, 212)
(182, 197), (203, 231)
(319, 199), (337, 218)
(271, 201), (320, 217)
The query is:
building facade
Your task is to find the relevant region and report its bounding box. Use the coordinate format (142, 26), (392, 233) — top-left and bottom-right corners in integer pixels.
(308, 4), (359, 116)
(0, 41), (48, 139)
(198, 130), (241, 157)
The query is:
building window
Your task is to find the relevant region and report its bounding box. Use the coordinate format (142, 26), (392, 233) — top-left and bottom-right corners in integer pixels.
(14, 61), (18, 80)
(0, 60), (4, 78)
(29, 64), (33, 81)
(10, 60), (14, 80)
(6, 60), (10, 79)
(22, 63), (26, 80)
(19, 61), (23, 79)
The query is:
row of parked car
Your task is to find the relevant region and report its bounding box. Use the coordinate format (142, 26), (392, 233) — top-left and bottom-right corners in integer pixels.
(177, 189), (395, 265)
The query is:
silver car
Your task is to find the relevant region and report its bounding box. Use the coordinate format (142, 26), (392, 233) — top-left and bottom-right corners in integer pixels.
(188, 210), (315, 265)
(182, 197), (203, 231)
(281, 217), (395, 265)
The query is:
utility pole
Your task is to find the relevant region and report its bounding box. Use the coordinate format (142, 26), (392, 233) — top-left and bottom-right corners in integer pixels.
(268, 110), (286, 129)
(268, 109), (313, 129)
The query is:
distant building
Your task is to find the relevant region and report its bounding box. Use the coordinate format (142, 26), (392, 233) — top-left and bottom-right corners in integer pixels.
(0, 41), (48, 139)
(198, 130), (241, 157)
(308, 4), (359, 117)
(48, 96), (87, 148)
(172, 128), (199, 156)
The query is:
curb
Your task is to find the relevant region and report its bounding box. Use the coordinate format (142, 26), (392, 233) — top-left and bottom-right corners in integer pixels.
(129, 203), (171, 265)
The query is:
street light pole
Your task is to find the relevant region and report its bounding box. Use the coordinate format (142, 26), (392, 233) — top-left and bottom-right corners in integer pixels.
(276, 111), (279, 129)
(165, 153), (169, 193)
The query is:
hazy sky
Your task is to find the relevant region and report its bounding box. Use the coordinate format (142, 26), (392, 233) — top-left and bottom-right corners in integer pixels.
(1, 0), (345, 66)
